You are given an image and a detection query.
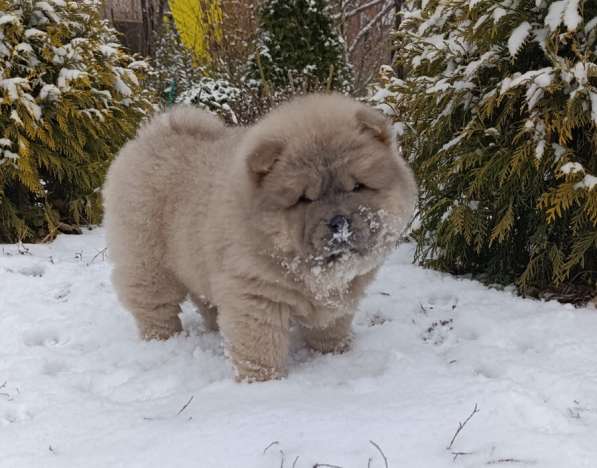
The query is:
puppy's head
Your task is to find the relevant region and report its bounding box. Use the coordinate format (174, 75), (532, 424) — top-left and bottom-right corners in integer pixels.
(241, 94), (417, 295)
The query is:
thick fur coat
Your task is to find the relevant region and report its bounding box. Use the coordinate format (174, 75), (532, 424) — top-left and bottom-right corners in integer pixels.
(103, 94), (417, 381)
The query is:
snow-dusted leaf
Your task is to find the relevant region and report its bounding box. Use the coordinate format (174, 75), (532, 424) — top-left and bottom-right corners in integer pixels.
(563, 0), (582, 31)
(535, 139), (545, 160)
(575, 174), (597, 190)
(57, 68), (87, 89)
(492, 7), (507, 23)
(585, 16), (597, 33)
(590, 92), (597, 124)
(0, 77), (30, 101)
(560, 162), (585, 174)
(545, 0), (582, 32)
(39, 84), (61, 101)
(0, 14), (20, 26)
(508, 22), (531, 57)
(24, 27), (47, 38)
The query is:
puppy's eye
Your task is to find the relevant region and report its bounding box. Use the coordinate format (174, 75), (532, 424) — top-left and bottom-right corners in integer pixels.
(352, 183), (363, 192)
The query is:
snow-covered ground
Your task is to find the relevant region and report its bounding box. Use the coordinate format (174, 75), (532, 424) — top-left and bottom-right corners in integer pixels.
(1, 229), (596, 468)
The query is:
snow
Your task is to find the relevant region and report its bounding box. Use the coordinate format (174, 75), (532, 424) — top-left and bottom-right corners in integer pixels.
(552, 143), (567, 161)
(34, 1), (60, 23)
(24, 28), (46, 38)
(508, 22), (531, 57)
(0, 77), (29, 101)
(1, 149), (18, 162)
(39, 84), (61, 101)
(57, 68), (87, 90)
(590, 91), (597, 124)
(417, 5), (446, 35)
(525, 69), (552, 110)
(575, 174), (597, 190)
(99, 44), (117, 57)
(10, 109), (23, 126)
(128, 60), (148, 70)
(560, 162), (584, 174)
(440, 133), (465, 152)
(560, 162), (585, 174)
(500, 67), (553, 94)
(585, 16), (597, 33)
(112, 67), (139, 97)
(464, 50), (497, 76)
(572, 61), (588, 86)
(2, 229), (596, 467)
(473, 14), (488, 31)
(563, 0), (582, 31)
(0, 78), (40, 120)
(545, 0), (582, 32)
(15, 43), (34, 54)
(492, 7), (507, 23)
(21, 94), (42, 120)
(113, 77), (132, 97)
(0, 14), (19, 26)
(535, 139), (545, 160)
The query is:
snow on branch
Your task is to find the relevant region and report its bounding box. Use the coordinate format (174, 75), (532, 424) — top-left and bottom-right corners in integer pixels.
(341, 0), (386, 19)
(348, 0), (395, 56)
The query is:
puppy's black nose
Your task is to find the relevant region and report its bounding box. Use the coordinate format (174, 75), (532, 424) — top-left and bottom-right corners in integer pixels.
(329, 215), (350, 233)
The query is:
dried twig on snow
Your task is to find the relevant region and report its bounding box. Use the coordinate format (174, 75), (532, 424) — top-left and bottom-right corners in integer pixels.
(452, 451), (473, 461)
(486, 458), (533, 465)
(262, 441), (287, 468)
(176, 395), (194, 416)
(86, 247), (107, 266)
(369, 440), (388, 468)
(0, 381), (8, 398)
(263, 441), (280, 454)
(279, 449), (286, 468)
(446, 403), (479, 450)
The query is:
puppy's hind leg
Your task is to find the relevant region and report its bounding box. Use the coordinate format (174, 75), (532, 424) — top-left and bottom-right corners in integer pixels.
(112, 265), (187, 340)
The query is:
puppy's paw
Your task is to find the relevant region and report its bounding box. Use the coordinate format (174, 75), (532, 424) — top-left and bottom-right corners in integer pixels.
(233, 360), (287, 383)
(138, 317), (183, 341)
(305, 334), (353, 355)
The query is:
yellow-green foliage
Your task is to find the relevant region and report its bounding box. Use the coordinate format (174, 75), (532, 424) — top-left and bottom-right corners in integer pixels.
(169, 0), (223, 63)
(377, 0), (597, 297)
(0, 0), (154, 242)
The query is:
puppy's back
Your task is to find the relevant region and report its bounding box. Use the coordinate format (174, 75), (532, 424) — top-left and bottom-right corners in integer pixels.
(147, 106), (226, 140)
(103, 107), (227, 261)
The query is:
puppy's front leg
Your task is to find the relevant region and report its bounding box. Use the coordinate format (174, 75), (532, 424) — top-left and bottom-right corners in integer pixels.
(218, 296), (290, 382)
(301, 313), (354, 354)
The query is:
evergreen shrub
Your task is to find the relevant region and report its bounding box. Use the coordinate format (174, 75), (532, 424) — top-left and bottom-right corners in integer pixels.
(377, 0), (597, 299)
(247, 0), (353, 93)
(0, 0), (153, 242)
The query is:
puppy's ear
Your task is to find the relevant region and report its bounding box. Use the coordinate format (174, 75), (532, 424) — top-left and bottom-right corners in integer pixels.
(356, 107), (391, 145)
(246, 138), (285, 183)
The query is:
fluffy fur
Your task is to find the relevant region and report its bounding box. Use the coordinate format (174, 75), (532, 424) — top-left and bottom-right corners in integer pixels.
(103, 94), (417, 381)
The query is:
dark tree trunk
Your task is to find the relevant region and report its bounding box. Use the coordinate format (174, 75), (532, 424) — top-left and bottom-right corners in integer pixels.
(140, 0), (155, 56)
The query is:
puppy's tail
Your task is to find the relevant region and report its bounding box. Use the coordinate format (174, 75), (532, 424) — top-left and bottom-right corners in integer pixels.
(152, 105), (226, 140)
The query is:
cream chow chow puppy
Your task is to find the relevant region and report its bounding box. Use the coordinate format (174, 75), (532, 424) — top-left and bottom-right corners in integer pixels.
(103, 94), (417, 381)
